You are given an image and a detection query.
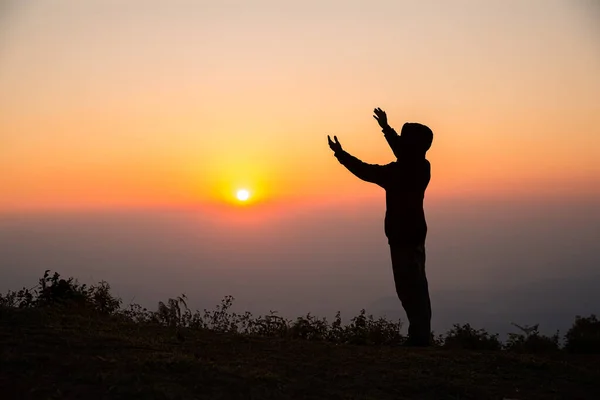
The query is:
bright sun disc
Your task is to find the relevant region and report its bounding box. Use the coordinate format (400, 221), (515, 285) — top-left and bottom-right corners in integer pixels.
(236, 189), (250, 201)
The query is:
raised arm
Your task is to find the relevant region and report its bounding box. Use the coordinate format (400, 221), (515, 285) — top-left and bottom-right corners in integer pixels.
(328, 135), (387, 187)
(373, 107), (402, 159)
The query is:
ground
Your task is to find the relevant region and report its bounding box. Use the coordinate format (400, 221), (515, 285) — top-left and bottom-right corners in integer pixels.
(1, 308), (599, 400)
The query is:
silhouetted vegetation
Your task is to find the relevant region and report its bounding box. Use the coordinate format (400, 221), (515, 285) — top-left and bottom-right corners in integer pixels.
(441, 323), (502, 351)
(1, 270), (599, 354)
(565, 314), (600, 354)
(504, 323), (561, 354)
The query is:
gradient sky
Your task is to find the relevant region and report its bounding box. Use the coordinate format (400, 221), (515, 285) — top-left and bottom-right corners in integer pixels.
(1, 0), (599, 212)
(1, 1), (600, 337)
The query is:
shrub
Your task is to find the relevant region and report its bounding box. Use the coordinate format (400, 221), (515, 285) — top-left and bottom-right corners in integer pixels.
(0, 270), (122, 315)
(321, 309), (405, 346)
(88, 281), (122, 314)
(290, 313), (329, 341)
(0, 287), (34, 308)
(120, 303), (155, 324)
(565, 314), (600, 354)
(443, 323), (502, 351)
(36, 271), (88, 307)
(246, 311), (290, 337)
(504, 323), (560, 353)
(156, 295), (190, 328)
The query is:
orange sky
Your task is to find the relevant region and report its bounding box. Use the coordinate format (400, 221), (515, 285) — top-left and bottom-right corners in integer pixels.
(1, 0), (599, 213)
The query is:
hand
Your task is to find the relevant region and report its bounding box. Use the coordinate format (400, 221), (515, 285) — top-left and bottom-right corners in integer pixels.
(373, 107), (388, 129)
(327, 135), (343, 153)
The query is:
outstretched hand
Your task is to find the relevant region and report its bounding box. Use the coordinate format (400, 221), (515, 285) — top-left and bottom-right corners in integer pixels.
(373, 107), (388, 129)
(327, 135), (343, 153)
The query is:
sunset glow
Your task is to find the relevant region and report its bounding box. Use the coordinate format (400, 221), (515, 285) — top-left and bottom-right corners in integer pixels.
(0, 1), (598, 214)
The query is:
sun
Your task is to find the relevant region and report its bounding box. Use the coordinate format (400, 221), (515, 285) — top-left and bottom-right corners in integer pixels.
(236, 189), (250, 202)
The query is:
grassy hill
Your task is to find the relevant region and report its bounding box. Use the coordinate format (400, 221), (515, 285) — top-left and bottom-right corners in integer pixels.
(2, 306), (600, 400)
(2, 271), (600, 399)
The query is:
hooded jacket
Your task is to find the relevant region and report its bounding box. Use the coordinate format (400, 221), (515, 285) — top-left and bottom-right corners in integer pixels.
(334, 125), (431, 246)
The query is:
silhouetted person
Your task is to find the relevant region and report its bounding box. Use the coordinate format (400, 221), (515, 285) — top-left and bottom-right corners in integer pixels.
(327, 107), (433, 346)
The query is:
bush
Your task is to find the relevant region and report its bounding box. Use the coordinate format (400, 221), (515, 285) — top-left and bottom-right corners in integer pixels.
(565, 314), (600, 354)
(0, 270), (121, 314)
(88, 281), (122, 314)
(290, 313), (329, 341)
(442, 323), (502, 351)
(340, 309), (405, 346)
(504, 323), (560, 354)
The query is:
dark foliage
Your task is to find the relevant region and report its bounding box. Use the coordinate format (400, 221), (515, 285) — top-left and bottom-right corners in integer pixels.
(441, 323), (502, 351)
(504, 323), (560, 354)
(565, 315), (600, 354)
(1, 271), (599, 354)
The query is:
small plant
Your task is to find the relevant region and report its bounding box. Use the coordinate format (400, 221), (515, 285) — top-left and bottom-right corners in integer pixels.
(443, 323), (502, 351)
(156, 295), (190, 328)
(290, 313), (329, 341)
(88, 281), (122, 315)
(249, 311), (290, 337)
(331, 309), (405, 346)
(120, 303), (154, 324)
(201, 295), (239, 332)
(504, 323), (560, 353)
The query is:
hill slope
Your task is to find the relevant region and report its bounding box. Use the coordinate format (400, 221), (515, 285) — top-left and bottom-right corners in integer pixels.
(1, 308), (599, 400)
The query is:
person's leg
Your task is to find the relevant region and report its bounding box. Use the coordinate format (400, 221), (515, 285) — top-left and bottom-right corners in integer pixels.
(389, 242), (432, 345)
(390, 245), (415, 331)
(412, 244), (432, 344)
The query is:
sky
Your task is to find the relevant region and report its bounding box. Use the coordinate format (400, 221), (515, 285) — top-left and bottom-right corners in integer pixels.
(1, 0), (599, 211)
(1, 0), (599, 336)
